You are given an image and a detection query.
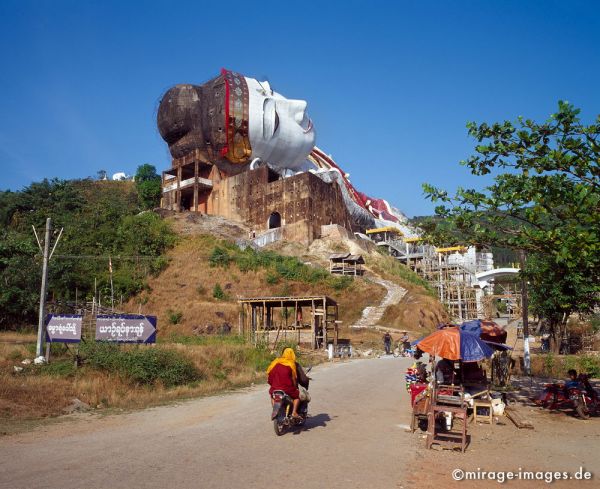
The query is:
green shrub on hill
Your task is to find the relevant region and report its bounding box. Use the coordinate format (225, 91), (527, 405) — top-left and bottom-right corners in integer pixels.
(372, 252), (435, 295)
(212, 283), (227, 300)
(208, 243), (352, 291)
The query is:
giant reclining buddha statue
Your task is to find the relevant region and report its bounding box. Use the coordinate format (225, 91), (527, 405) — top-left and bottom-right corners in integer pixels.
(157, 69), (407, 231)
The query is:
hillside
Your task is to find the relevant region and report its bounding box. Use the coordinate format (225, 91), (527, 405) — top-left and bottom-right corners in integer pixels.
(1, 190), (448, 424)
(132, 212), (447, 342)
(131, 214), (383, 339)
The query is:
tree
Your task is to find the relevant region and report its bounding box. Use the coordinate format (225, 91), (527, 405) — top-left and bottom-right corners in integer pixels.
(135, 164), (159, 183)
(135, 164), (161, 209)
(422, 102), (600, 347)
(0, 178), (175, 328)
(0, 230), (39, 328)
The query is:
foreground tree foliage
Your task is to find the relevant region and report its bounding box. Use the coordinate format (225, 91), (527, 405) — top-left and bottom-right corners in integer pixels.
(0, 178), (175, 329)
(422, 102), (599, 348)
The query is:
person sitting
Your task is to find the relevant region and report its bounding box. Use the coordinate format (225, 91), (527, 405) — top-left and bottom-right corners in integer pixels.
(435, 358), (455, 385)
(462, 361), (487, 384)
(565, 369), (580, 390)
(560, 369), (581, 400)
(266, 347), (302, 419)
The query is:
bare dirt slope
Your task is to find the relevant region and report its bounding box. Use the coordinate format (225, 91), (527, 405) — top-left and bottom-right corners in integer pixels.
(270, 233), (448, 335)
(406, 376), (600, 488)
(128, 232), (386, 338)
(131, 213), (445, 341)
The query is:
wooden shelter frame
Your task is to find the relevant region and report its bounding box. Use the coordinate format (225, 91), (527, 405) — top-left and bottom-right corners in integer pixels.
(238, 296), (338, 350)
(329, 253), (365, 276)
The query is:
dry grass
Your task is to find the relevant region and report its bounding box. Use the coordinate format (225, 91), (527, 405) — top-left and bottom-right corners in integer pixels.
(0, 332), (36, 343)
(126, 234), (386, 337)
(0, 373), (76, 419)
(0, 342), (33, 366)
(0, 339), (278, 421)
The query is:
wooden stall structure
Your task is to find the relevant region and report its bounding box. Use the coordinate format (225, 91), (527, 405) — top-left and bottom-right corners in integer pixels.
(329, 253), (365, 276)
(238, 296), (339, 350)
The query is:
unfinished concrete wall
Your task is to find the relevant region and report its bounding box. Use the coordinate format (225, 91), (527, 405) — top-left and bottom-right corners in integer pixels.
(208, 166), (353, 237)
(162, 154), (354, 241)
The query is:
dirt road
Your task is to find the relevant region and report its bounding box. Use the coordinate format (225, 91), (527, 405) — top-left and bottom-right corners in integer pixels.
(1, 356), (414, 489)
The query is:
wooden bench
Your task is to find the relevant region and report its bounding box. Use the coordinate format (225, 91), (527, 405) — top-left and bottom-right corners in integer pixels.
(424, 383), (468, 452)
(426, 404), (468, 452)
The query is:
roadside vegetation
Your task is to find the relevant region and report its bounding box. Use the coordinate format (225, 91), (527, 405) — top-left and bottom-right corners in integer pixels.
(531, 354), (600, 379)
(0, 333), (285, 422)
(421, 102), (600, 350)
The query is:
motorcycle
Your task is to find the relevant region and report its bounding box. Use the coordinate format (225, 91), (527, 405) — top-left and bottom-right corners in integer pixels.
(571, 374), (600, 420)
(536, 374), (599, 419)
(271, 367), (311, 436)
(393, 341), (413, 358)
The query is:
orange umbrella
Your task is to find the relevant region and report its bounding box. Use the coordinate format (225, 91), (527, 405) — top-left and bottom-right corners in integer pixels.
(415, 327), (495, 362)
(416, 327), (461, 360)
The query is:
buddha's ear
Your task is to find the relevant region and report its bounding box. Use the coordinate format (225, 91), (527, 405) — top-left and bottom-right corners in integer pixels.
(261, 80), (272, 94)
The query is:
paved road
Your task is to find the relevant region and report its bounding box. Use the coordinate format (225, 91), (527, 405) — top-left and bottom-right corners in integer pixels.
(1, 356), (414, 489)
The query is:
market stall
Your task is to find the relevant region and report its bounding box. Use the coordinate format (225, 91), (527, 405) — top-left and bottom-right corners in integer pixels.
(405, 323), (508, 452)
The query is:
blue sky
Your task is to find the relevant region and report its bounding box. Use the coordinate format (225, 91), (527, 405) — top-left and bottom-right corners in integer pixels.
(1, 0), (598, 217)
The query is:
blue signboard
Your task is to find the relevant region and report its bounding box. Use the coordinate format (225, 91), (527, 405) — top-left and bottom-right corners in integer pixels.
(95, 314), (157, 343)
(45, 314), (83, 343)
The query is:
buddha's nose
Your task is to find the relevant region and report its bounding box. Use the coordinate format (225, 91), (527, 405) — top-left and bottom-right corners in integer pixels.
(290, 100), (308, 123)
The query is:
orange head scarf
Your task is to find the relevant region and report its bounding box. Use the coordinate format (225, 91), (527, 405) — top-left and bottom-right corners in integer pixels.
(266, 347), (297, 382)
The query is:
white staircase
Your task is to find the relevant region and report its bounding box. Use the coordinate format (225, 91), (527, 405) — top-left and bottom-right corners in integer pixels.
(351, 276), (407, 329)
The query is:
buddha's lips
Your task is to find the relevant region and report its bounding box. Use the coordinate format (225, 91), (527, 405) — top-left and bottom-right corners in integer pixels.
(303, 118), (313, 133)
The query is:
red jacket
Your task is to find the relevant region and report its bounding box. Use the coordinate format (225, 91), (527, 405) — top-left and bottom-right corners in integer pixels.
(268, 363), (299, 399)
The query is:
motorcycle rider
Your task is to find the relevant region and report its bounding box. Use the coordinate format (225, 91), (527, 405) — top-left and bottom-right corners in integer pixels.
(267, 347), (308, 419)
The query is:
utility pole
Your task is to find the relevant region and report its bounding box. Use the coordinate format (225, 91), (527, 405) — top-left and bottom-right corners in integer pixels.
(36, 218), (52, 357)
(33, 218), (63, 358)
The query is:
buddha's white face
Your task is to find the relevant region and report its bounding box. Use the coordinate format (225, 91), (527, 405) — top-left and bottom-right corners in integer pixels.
(246, 77), (316, 171)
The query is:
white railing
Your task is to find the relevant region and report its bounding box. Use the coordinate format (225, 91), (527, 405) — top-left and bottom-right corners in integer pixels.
(253, 228), (282, 247)
(162, 176), (213, 193)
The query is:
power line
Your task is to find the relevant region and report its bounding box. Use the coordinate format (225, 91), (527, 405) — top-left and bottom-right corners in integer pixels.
(51, 254), (164, 261)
